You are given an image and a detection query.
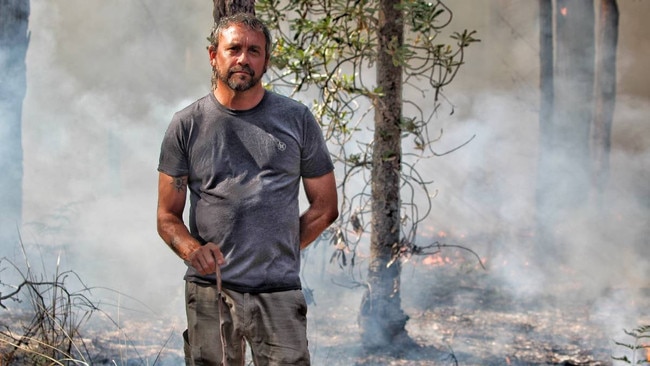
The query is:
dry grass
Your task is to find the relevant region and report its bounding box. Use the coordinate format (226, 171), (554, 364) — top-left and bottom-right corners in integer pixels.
(0, 243), (182, 365)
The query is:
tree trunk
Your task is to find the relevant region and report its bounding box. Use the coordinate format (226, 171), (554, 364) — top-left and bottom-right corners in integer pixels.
(590, 0), (618, 208)
(553, 0), (595, 208)
(536, 0), (594, 254)
(0, 0), (29, 243)
(359, 0), (411, 350)
(535, 0), (555, 259)
(213, 0), (255, 24)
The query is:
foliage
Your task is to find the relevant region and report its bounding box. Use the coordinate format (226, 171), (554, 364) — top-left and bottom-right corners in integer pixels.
(256, 0), (479, 278)
(612, 325), (650, 365)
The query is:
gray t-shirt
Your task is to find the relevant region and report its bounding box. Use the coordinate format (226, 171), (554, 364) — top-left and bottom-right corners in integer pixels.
(158, 91), (333, 293)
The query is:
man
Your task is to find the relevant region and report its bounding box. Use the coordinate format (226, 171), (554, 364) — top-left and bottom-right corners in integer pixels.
(157, 13), (338, 366)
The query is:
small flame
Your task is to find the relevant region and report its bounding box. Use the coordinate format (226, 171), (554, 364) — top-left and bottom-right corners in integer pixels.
(560, 7), (568, 16)
(423, 254), (452, 266)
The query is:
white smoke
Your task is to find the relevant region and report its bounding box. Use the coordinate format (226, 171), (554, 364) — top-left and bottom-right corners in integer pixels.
(9, 0), (650, 362)
(20, 0), (215, 317)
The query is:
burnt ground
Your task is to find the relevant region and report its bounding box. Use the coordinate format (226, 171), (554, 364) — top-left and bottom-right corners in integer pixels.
(305, 263), (649, 366)
(2, 262), (650, 365)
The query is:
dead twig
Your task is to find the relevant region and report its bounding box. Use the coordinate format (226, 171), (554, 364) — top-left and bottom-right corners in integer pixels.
(389, 240), (487, 271)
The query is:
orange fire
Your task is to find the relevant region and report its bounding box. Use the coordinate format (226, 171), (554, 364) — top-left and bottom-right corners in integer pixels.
(423, 254), (451, 266)
(560, 7), (568, 16)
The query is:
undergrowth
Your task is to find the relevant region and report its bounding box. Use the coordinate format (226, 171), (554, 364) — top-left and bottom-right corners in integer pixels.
(613, 325), (650, 365)
(0, 240), (175, 365)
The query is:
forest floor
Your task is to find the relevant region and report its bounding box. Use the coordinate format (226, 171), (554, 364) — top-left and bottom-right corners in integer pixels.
(3, 259), (650, 365)
(304, 262), (649, 366)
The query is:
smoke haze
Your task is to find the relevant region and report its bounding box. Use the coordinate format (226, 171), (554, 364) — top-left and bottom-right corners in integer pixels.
(19, 1), (215, 315)
(4, 0), (650, 362)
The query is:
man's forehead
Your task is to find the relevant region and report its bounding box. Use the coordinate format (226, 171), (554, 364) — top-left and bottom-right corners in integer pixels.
(219, 25), (265, 44)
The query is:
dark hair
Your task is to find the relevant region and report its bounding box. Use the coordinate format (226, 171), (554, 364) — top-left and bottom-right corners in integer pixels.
(208, 13), (272, 60)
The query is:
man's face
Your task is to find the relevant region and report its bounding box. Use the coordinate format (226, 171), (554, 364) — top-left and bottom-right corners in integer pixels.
(212, 24), (268, 92)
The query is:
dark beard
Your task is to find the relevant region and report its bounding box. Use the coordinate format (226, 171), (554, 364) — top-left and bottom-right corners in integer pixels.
(213, 65), (259, 92)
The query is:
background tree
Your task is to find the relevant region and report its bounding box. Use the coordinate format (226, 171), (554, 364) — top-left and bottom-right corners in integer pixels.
(256, 0), (477, 349)
(535, 0), (554, 261)
(553, 0), (595, 211)
(360, 0), (408, 349)
(535, 0), (619, 256)
(0, 0), (29, 246)
(591, 0), (618, 209)
(211, 0), (477, 350)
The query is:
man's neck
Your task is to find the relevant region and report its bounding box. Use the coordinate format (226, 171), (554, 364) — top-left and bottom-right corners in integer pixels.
(213, 84), (265, 111)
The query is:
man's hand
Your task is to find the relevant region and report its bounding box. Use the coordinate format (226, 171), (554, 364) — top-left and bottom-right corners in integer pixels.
(188, 242), (226, 276)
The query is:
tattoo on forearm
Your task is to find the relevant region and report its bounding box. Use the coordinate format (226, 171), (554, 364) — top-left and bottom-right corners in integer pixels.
(172, 177), (187, 192)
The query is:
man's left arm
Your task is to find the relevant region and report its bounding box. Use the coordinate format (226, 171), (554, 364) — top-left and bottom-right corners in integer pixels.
(299, 171), (338, 250)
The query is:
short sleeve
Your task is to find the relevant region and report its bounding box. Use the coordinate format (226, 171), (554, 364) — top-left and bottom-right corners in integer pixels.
(300, 109), (334, 178)
(158, 113), (190, 177)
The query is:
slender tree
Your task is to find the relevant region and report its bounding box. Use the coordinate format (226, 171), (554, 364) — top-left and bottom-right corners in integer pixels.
(537, 0), (620, 256)
(552, 0), (596, 206)
(357, 0), (410, 349)
(535, 0), (555, 259)
(535, 0), (595, 256)
(591, 0), (618, 208)
(0, 0), (29, 243)
(553, 0), (595, 214)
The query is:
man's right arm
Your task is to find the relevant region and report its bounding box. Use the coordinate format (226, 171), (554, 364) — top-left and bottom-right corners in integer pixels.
(156, 172), (225, 275)
(157, 172), (200, 260)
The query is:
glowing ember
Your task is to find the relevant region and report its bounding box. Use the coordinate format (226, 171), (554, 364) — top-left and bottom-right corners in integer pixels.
(423, 254), (452, 266)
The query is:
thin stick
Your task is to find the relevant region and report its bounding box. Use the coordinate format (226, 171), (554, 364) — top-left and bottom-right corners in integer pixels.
(216, 261), (228, 365)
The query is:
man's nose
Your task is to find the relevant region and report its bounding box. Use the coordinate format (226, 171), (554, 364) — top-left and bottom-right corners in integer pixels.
(236, 51), (249, 64)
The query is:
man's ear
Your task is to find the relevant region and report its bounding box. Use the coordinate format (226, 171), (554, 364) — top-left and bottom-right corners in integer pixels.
(208, 45), (217, 64)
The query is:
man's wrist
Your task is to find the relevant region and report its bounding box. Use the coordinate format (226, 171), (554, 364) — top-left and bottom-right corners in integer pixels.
(171, 237), (200, 261)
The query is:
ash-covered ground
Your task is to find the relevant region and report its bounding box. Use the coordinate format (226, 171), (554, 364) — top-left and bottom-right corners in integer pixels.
(3, 246), (649, 366)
